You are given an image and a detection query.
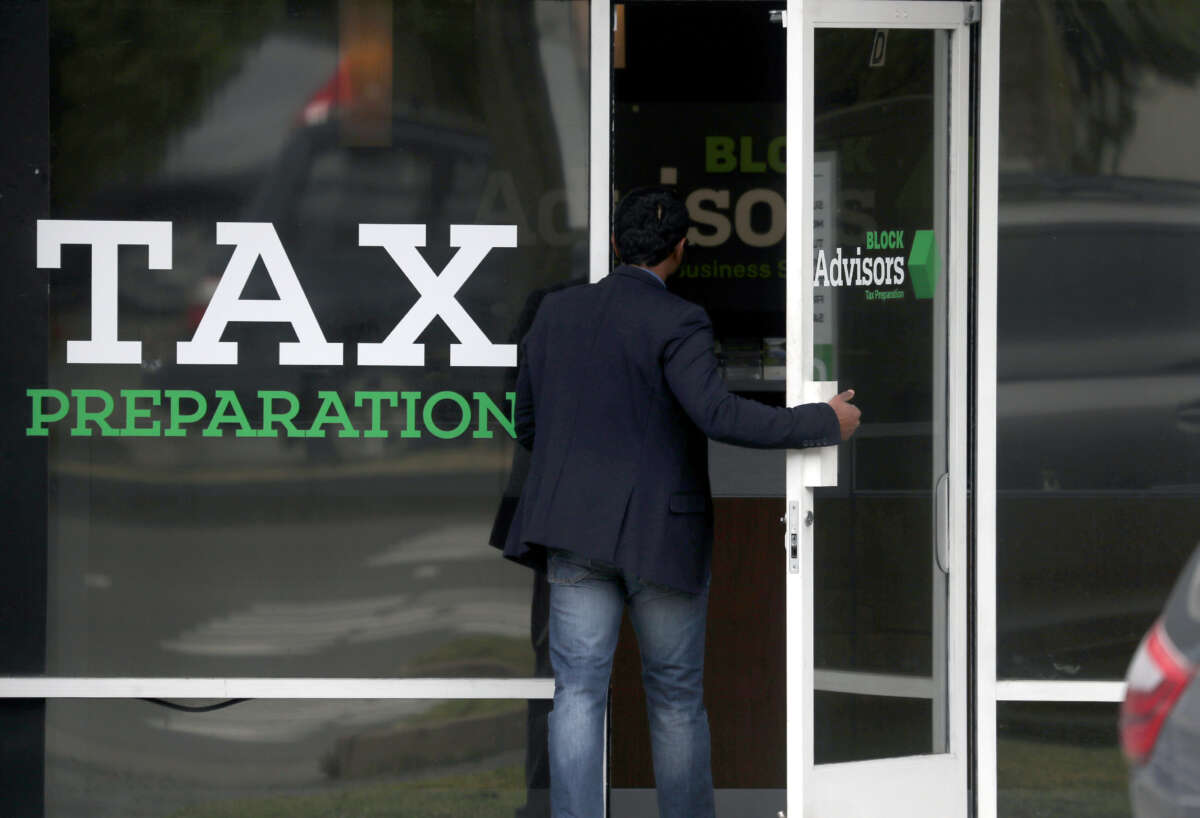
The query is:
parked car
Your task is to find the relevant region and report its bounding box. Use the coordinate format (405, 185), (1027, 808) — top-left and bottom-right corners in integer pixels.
(1122, 544), (1200, 816)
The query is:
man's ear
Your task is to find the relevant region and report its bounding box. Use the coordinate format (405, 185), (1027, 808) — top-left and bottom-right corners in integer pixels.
(673, 236), (687, 260)
(610, 234), (621, 261)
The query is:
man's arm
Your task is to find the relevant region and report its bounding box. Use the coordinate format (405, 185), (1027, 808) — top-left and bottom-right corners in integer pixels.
(663, 307), (845, 448)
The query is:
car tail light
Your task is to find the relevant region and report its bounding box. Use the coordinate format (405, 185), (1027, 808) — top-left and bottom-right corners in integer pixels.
(1120, 619), (1196, 764)
(186, 276), (220, 331)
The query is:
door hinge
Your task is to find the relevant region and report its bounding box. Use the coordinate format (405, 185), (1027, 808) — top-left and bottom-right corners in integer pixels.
(964, 3), (981, 24)
(769, 9), (786, 28)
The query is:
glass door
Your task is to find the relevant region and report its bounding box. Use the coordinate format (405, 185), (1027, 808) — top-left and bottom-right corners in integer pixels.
(785, 2), (971, 816)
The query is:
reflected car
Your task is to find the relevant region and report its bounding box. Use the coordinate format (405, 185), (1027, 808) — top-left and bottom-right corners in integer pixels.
(1122, 544), (1200, 816)
(997, 174), (1200, 680)
(147, 112), (512, 415)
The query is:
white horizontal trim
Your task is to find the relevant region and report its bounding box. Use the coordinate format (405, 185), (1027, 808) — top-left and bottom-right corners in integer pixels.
(0, 677), (555, 700)
(814, 669), (935, 700)
(1000, 200), (1200, 228)
(807, 0), (971, 28)
(995, 680), (1126, 702)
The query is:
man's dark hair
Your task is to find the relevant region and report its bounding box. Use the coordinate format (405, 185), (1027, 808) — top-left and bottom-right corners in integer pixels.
(612, 186), (690, 267)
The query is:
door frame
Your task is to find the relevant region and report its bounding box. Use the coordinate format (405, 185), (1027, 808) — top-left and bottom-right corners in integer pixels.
(785, 2), (975, 816)
(0, 2), (1008, 816)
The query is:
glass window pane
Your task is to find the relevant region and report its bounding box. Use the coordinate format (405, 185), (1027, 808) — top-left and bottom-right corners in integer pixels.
(816, 692), (931, 765)
(19, 0), (591, 677)
(14, 699), (543, 817)
(998, 702), (1129, 818)
(997, 0), (1200, 681)
(811, 26), (950, 762)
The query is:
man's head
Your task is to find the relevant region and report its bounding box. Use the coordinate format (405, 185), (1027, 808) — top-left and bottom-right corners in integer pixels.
(612, 186), (690, 274)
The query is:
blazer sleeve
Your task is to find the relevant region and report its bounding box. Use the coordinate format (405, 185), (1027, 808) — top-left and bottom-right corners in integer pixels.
(662, 305), (842, 449)
(514, 352), (535, 451)
(513, 315), (540, 452)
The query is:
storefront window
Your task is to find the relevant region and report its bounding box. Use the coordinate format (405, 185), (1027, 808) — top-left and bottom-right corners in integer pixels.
(998, 702), (1128, 818)
(11, 0), (591, 678)
(997, 0), (1200, 681)
(37, 698), (540, 817)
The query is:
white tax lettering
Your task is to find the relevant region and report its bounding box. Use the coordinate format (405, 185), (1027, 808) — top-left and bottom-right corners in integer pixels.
(37, 220), (172, 364)
(357, 224), (517, 367)
(177, 223), (342, 366)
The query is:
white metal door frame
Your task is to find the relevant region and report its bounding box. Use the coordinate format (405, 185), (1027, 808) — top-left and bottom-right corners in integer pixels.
(785, 2), (974, 816)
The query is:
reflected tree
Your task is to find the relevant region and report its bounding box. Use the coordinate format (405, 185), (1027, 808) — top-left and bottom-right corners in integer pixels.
(50, 0), (286, 205)
(473, 0), (578, 292)
(1003, 0), (1200, 173)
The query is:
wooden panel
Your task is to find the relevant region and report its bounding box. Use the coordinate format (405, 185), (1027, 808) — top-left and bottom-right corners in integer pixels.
(611, 497), (787, 788)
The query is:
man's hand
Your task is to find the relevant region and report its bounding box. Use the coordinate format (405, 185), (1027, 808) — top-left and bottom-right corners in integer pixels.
(828, 389), (861, 441)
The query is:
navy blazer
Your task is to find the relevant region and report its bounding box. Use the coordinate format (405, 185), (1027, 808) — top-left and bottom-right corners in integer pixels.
(502, 265), (841, 593)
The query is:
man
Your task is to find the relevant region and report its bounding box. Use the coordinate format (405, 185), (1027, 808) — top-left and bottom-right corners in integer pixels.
(502, 186), (860, 818)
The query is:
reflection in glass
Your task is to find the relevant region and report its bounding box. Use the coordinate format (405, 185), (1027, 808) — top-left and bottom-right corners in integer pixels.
(997, 0), (1200, 682)
(32, 0), (591, 678)
(998, 702), (1128, 818)
(38, 698), (540, 818)
(811, 27), (950, 762)
(815, 692), (931, 765)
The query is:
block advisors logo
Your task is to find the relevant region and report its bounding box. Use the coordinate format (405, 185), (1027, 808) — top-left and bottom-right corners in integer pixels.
(814, 229), (939, 301)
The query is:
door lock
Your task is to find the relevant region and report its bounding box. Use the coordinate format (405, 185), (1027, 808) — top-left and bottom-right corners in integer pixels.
(787, 501), (801, 573)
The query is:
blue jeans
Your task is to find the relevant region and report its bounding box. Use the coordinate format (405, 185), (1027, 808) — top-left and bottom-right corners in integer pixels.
(546, 548), (714, 818)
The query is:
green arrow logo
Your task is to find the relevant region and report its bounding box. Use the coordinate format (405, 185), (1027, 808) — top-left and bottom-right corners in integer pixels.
(907, 230), (939, 300)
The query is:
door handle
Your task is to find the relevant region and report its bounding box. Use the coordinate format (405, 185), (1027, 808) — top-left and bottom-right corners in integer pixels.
(801, 380), (840, 487)
(934, 472), (950, 574)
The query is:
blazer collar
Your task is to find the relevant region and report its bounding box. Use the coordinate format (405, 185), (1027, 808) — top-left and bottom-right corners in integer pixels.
(613, 264), (667, 287)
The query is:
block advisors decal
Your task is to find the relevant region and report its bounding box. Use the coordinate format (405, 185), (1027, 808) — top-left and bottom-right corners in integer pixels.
(813, 228), (938, 301)
(907, 229), (940, 300)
